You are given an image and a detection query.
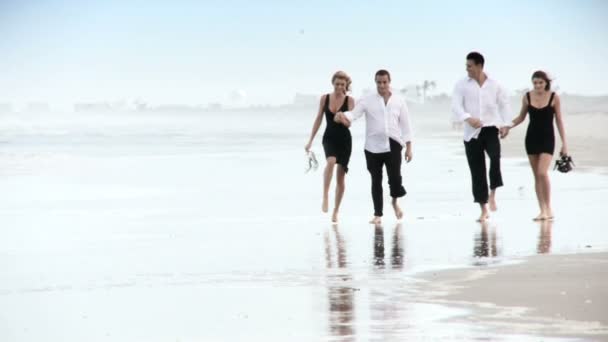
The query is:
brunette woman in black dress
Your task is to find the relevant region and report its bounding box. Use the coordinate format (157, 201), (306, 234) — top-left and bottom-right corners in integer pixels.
(305, 71), (355, 223)
(504, 71), (568, 221)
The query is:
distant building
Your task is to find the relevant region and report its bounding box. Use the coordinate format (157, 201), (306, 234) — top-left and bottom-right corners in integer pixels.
(361, 88), (374, 96)
(427, 93), (451, 105)
(152, 104), (203, 112)
(0, 103), (13, 113)
(207, 102), (223, 111)
(25, 102), (50, 113)
(292, 93), (318, 107)
(74, 102), (113, 112)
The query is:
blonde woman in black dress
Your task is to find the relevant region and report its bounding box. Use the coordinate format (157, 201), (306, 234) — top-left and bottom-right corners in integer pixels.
(503, 71), (568, 220)
(305, 71), (355, 223)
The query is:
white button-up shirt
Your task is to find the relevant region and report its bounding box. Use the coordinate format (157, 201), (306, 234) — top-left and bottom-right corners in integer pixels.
(344, 92), (412, 153)
(451, 75), (512, 142)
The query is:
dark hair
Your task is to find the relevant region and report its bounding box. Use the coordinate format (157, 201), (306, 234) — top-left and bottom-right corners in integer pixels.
(466, 52), (485, 66)
(531, 70), (551, 91)
(375, 69), (391, 81)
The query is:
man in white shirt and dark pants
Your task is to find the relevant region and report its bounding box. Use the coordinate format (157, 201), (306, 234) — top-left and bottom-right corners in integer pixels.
(335, 70), (413, 225)
(452, 52), (511, 222)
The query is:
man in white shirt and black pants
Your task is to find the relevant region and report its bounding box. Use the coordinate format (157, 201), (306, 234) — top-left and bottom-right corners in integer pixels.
(452, 52), (511, 222)
(335, 70), (413, 225)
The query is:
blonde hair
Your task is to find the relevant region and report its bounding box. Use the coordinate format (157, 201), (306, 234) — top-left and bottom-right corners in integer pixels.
(331, 71), (352, 94)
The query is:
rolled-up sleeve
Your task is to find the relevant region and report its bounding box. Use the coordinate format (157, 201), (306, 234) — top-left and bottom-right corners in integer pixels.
(344, 97), (366, 123)
(399, 99), (412, 143)
(451, 82), (471, 122)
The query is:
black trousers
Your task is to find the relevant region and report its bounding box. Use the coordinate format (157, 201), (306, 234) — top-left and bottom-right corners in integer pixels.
(464, 127), (504, 204)
(365, 139), (407, 217)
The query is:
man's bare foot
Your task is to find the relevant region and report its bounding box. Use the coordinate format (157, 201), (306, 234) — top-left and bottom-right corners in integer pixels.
(392, 198), (404, 220)
(322, 197), (328, 213)
(331, 210), (339, 223)
(489, 192), (497, 212)
(476, 205), (490, 222)
(369, 216), (382, 225)
(476, 213), (490, 222)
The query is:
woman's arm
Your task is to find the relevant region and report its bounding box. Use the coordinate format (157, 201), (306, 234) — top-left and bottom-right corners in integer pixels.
(347, 96), (355, 111)
(510, 94), (529, 128)
(305, 95), (326, 151)
(341, 96), (355, 128)
(553, 94), (568, 155)
(500, 94), (528, 139)
(338, 96), (366, 125)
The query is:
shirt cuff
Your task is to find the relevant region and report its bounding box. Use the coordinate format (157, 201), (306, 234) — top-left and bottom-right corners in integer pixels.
(461, 112), (472, 121)
(344, 111), (353, 122)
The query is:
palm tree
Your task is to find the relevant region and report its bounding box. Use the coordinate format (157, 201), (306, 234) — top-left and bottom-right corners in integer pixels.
(420, 80), (436, 103)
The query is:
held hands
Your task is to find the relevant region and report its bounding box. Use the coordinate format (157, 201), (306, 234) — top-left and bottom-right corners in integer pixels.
(560, 145), (568, 156)
(304, 141), (312, 152)
(465, 117), (483, 129)
(333, 112), (343, 123)
(334, 112), (350, 127)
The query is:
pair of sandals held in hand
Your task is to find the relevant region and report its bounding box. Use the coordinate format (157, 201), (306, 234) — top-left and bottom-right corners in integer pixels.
(554, 154), (575, 173)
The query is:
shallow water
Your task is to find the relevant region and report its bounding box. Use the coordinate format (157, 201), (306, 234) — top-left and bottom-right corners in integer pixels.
(1, 110), (606, 341)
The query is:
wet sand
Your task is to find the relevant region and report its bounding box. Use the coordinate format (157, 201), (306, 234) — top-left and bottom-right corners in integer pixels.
(418, 252), (608, 340)
(2, 107), (608, 341)
(409, 101), (608, 341)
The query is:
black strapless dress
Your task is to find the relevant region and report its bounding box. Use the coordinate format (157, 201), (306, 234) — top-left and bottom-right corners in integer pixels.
(525, 92), (556, 155)
(322, 94), (352, 172)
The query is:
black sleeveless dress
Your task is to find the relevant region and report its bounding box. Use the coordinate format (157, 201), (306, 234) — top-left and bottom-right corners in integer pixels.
(322, 94), (352, 172)
(525, 92), (556, 155)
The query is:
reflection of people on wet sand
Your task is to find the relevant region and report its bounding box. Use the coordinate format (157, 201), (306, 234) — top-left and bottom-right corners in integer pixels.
(373, 225), (385, 267)
(369, 224), (407, 339)
(391, 224), (404, 269)
(536, 219), (553, 254)
(323, 226), (355, 340)
(474, 221), (499, 258)
(305, 71), (355, 223)
(373, 224), (405, 269)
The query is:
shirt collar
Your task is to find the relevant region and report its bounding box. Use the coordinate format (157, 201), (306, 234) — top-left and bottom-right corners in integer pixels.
(374, 88), (394, 98)
(467, 72), (493, 83)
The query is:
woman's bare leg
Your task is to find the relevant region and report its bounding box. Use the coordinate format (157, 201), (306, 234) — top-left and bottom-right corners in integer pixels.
(332, 165), (346, 223)
(538, 153), (554, 219)
(528, 154), (544, 220)
(322, 157), (337, 213)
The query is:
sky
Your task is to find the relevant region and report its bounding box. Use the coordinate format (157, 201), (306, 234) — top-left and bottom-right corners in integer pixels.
(0, 0), (607, 107)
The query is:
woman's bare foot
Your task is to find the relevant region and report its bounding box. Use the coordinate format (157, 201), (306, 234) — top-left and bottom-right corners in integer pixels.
(322, 196), (329, 213)
(489, 192), (497, 212)
(331, 210), (339, 223)
(533, 213), (546, 221)
(369, 216), (382, 225)
(392, 198), (404, 220)
(545, 209), (554, 220)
